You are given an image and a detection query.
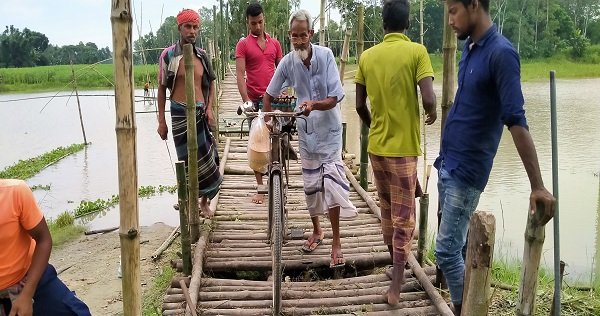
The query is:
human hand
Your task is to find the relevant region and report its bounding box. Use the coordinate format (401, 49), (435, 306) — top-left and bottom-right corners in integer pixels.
(530, 188), (556, 226)
(425, 111), (437, 125)
(9, 294), (34, 316)
(157, 121), (168, 140)
(300, 100), (315, 116)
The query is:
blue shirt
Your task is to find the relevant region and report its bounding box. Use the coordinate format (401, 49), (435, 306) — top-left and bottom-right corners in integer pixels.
(434, 25), (528, 191)
(266, 44), (345, 162)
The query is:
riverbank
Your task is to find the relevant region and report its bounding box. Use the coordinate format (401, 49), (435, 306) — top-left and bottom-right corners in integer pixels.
(1, 53), (600, 93)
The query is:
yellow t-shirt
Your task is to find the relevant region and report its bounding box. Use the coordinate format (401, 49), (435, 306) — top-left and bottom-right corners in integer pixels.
(354, 33), (434, 157)
(0, 179), (43, 289)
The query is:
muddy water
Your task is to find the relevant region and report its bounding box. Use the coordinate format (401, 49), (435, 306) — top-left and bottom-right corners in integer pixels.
(341, 78), (600, 282)
(1, 78), (599, 281)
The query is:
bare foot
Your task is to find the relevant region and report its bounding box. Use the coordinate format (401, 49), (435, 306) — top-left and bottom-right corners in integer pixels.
(200, 198), (214, 218)
(251, 193), (264, 204)
(330, 245), (345, 268)
(382, 289), (400, 305)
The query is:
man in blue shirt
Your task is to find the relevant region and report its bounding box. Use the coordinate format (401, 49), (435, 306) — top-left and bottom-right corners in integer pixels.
(264, 9), (357, 268)
(434, 0), (556, 314)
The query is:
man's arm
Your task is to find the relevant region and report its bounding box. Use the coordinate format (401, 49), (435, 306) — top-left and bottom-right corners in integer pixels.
(235, 57), (250, 102)
(418, 77), (437, 125)
(509, 125), (556, 225)
(10, 218), (52, 316)
(299, 97), (338, 116)
(157, 84), (168, 140)
(355, 83), (370, 127)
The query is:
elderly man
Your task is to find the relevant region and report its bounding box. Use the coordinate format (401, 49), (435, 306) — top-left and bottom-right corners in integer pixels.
(263, 9), (357, 268)
(157, 9), (222, 217)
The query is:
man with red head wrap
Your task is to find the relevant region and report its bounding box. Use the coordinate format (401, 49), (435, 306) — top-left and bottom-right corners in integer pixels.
(157, 8), (222, 218)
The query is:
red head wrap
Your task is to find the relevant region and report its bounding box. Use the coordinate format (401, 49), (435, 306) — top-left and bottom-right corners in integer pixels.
(177, 9), (200, 26)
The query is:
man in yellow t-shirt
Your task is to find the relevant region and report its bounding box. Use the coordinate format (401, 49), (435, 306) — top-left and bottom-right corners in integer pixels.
(0, 179), (90, 315)
(354, 0), (436, 306)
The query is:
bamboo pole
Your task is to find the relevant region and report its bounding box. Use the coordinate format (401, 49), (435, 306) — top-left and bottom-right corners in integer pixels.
(441, 1), (457, 132)
(176, 162), (192, 275)
(462, 211), (496, 316)
(516, 202), (547, 315)
(338, 28), (352, 84)
(150, 226), (180, 261)
(219, 0), (225, 81)
(420, 0), (425, 45)
(417, 193), (429, 265)
(179, 279), (198, 316)
(70, 60), (87, 144)
(549, 70), (561, 316)
(356, 4), (369, 191)
(110, 1), (140, 315)
(183, 44), (201, 243)
(320, 0), (326, 46)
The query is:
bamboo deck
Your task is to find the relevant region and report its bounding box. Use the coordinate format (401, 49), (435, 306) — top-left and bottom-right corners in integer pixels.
(161, 71), (452, 316)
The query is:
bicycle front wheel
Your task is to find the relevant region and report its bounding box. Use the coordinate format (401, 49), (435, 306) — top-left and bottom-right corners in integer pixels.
(270, 173), (283, 315)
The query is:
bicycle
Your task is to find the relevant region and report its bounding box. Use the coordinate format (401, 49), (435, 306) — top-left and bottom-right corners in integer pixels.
(238, 97), (304, 315)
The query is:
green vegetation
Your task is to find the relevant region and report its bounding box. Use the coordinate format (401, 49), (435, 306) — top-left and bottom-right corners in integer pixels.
(73, 185), (177, 218)
(142, 239), (180, 316)
(0, 143), (86, 179)
(0, 64), (157, 93)
(47, 211), (85, 247)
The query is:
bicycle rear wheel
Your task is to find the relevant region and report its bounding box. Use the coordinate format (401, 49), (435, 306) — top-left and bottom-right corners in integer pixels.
(270, 173), (283, 315)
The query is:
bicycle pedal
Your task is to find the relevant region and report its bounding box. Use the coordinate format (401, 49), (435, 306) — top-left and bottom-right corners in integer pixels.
(290, 228), (305, 240)
(256, 185), (269, 194)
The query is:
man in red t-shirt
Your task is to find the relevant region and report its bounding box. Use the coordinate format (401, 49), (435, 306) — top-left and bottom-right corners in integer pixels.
(235, 2), (283, 204)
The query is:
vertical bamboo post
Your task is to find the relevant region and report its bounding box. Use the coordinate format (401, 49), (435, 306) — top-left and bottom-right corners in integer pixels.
(462, 211), (496, 316)
(338, 28), (352, 85)
(420, 0), (425, 45)
(342, 122), (347, 153)
(70, 60), (87, 144)
(357, 4), (368, 191)
(183, 44), (200, 243)
(441, 1), (457, 133)
(320, 0), (326, 46)
(437, 0), (458, 288)
(417, 192), (429, 265)
(550, 261), (565, 316)
(225, 2), (230, 68)
(110, 1), (140, 315)
(549, 70), (561, 316)
(219, 0), (225, 80)
(176, 162), (192, 275)
(213, 5), (220, 86)
(516, 202), (547, 315)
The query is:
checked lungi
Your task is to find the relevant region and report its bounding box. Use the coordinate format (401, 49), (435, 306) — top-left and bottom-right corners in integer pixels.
(369, 154), (418, 266)
(171, 100), (222, 199)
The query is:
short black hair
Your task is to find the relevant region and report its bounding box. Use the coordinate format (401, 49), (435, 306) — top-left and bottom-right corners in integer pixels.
(382, 0), (410, 32)
(246, 2), (263, 18)
(452, 0), (490, 12)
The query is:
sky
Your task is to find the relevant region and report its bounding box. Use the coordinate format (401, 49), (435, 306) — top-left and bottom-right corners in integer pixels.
(0, 0), (339, 49)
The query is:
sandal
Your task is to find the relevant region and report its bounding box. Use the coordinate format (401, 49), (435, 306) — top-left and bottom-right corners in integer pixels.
(301, 232), (324, 253)
(330, 251), (345, 268)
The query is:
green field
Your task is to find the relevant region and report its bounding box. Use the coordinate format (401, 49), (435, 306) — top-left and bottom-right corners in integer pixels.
(2, 50), (600, 93)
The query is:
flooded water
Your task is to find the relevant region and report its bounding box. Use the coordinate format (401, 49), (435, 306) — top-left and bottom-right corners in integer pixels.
(1, 78), (599, 282)
(341, 78), (600, 283)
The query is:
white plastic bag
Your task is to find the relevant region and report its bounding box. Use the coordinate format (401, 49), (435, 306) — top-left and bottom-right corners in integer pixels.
(248, 111), (270, 174)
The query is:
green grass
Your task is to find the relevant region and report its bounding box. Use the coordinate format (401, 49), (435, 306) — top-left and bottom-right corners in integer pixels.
(0, 143), (86, 180)
(47, 211), (86, 248)
(0, 64), (157, 93)
(142, 239), (180, 316)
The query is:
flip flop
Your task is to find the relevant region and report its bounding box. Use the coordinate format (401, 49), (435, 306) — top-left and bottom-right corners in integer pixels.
(301, 233), (324, 253)
(330, 252), (345, 268)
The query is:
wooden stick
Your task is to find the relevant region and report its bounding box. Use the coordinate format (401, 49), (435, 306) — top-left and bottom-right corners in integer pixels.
(84, 226), (118, 235)
(408, 254), (454, 316)
(462, 211), (496, 316)
(176, 162), (192, 276)
(151, 226), (180, 261)
(179, 279), (198, 316)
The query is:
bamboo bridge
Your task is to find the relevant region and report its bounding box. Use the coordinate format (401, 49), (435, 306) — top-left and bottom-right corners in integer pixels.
(159, 71), (454, 316)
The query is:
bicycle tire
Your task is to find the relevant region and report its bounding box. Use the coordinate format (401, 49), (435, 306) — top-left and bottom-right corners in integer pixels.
(270, 173), (283, 315)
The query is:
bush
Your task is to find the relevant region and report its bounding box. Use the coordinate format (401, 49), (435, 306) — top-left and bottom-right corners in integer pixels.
(570, 30), (590, 59)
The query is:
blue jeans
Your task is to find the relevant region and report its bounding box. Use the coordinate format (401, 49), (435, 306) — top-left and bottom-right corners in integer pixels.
(434, 165), (482, 305)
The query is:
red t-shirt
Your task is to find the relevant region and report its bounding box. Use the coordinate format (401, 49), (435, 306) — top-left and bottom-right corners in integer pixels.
(235, 33), (283, 101)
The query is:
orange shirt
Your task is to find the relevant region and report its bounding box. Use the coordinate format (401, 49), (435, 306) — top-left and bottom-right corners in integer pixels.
(0, 179), (43, 289)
